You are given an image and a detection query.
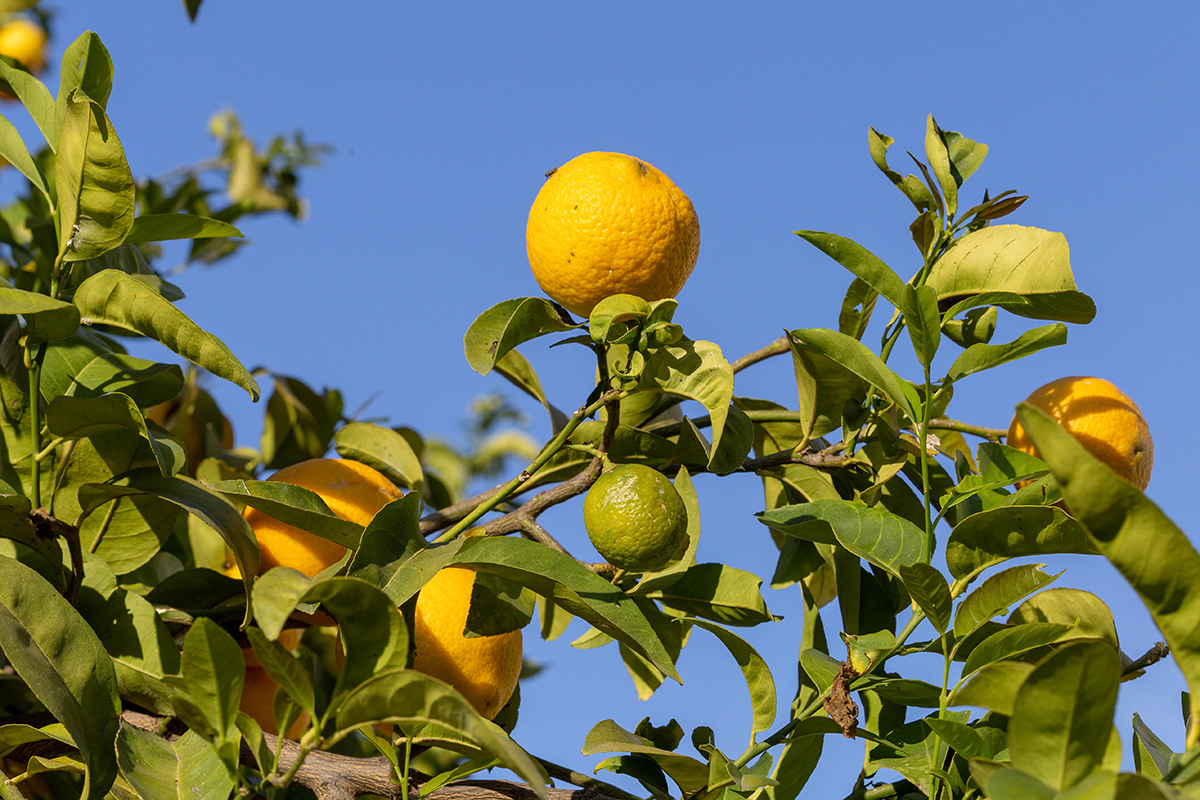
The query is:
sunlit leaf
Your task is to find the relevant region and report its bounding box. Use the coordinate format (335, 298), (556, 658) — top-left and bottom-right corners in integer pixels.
(953, 563), (1059, 640)
(0, 112), (50, 203)
(583, 719), (708, 795)
(72, 269), (260, 400)
(124, 214), (243, 243)
(867, 126), (935, 213)
(305, 577), (408, 695)
(1007, 640), (1120, 790)
(949, 660), (1035, 715)
(640, 562), (774, 627)
(960, 621), (1075, 680)
(56, 89), (134, 261)
(46, 392), (185, 477)
(794, 231), (906, 309)
(334, 422), (424, 496)
(1018, 402), (1200, 727)
(463, 296), (578, 376)
(902, 283), (941, 368)
(116, 725), (235, 800)
(788, 328), (917, 420)
(0, 285), (80, 343)
(944, 323), (1067, 383)
(642, 338), (735, 457)
(691, 619), (776, 735)
(758, 499), (924, 577)
(945, 505), (1094, 582)
(926, 225), (1095, 324)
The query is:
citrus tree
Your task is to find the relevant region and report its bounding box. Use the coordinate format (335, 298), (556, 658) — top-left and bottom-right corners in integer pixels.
(0, 10), (1198, 800)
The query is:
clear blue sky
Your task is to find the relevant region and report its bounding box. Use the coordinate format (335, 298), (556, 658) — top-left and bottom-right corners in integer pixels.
(7, 2), (1198, 795)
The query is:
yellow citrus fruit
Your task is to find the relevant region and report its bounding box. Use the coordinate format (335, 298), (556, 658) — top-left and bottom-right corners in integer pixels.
(0, 19), (46, 75)
(411, 567), (523, 720)
(1008, 376), (1153, 490)
(238, 458), (404, 578)
(526, 151), (700, 318)
(583, 464), (688, 572)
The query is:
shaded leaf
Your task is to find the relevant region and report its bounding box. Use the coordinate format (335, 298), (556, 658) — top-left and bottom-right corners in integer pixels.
(899, 562), (951, 634)
(0, 555), (120, 799)
(902, 283), (941, 368)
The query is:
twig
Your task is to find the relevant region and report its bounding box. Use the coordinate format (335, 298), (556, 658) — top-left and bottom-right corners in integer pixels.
(926, 418), (1007, 441)
(1122, 642), (1170, 678)
(731, 336), (789, 373)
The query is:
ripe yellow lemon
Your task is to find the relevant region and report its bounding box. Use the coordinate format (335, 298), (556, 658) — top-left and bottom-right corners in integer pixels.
(1008, 376), (1153, 490)
(0, 19), (47, 75)
(411, 567), (523, 720)
(241, 666), (308, 739)
(583, 464), (688, 572)
(238, 458), (404, 578)
(526, 151), (700, 318)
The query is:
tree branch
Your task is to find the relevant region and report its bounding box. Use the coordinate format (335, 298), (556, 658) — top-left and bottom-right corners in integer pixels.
(0, 710), (636, 800)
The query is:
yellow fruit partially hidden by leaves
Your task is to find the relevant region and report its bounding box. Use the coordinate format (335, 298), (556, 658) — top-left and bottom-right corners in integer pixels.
(241, 665), (308, 739)
(240, 458), (404, 578)
(526, 151), (700, 318)
(1008, 376), (1153, 490)
(0, 19), (47, 74)
(412, 567), (523, 720)
(583, 464), (688, 572)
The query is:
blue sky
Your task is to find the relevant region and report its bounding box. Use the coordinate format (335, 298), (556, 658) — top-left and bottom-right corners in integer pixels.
(7, 2), (1198, 795)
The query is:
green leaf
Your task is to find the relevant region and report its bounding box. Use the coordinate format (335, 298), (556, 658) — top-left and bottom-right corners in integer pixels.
(1007, 640), (1120, 790)
(305, 577), (410, 695)
(0, 555), (121, 800)
(924, 717), (992, 761)
(0, 112), (50, 204)
(926, 225), (1096, 324)
(690, 619), (776, 735)
(961, 621), (1075, 679)
(794, 231), (906, 309)
(394, 536), (682, 682)
(334, 422), (424, 496)
(124, 214), (243, 243)
(758, 499), (924, 577)
(245, 627), (316, 720)
(0, 285), (80, 344)
(978, 766), (1057, 800)
(42, 331), (183, 407)
(945, 505), (1095, 582)
(463, 296), (578, 376)
(787, 335), (867, 442)
(72, 269), (260, 400)
(56, 89), (134, 261)
(943, 126), (988, 184)
(336, 669), (547, 798)
(949, 660), (1035, 715)
(953, 563), (1059, 639)
(583, 719), (709, 795)
(175, 617), (243, 761)
(788, 328), (917, 420)
(899, 562), (952, 634)
(347, 493), (425, 588)
(838, 276), (879, 341)
(86, 471), (258, 609)
(54, 32), (113, 138)
(116, 725), (235, 800)
(944, 323), (1068, 383)
(0, 58), (54, 150)
(639, 562), (774, 627)
(1008, 588), (1118, 647)
(46, 392), (185, 477)
(208, 478), (363, 549)
(925, 115), (958, 217)
(249, 567), (312, 640)
(867, 126), (935, 213)
(259, 374), (335, 467)
(902, 284), (941, 368)
(76, 575), (181, 716)
(1018, 402), (1200, 716)
(642, 338), (735, 457)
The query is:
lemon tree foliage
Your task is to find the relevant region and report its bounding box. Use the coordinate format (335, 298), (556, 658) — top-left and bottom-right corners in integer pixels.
(0, 19), (1195, 800)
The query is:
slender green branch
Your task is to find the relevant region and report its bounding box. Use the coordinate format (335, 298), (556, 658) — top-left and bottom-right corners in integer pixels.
(26, 343), (44, 509)
(34, 436), (65, 462)
(926, 418), (1007, 442)
(434, 389), (624, 544)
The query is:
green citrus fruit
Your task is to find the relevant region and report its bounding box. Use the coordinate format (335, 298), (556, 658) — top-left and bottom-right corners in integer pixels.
(583, 464), (688, 572)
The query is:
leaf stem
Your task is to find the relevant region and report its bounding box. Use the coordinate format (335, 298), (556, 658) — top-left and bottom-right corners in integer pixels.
(87, 498), (120, 554)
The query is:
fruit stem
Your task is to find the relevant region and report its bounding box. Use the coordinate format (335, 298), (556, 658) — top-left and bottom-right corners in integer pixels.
(433, 389), (625, 543)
